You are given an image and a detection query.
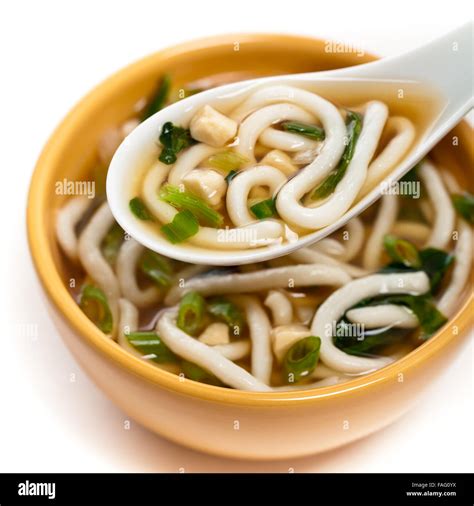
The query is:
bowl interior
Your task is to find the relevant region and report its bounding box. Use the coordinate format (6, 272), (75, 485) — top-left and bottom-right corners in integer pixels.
(28, 34), (473, 405)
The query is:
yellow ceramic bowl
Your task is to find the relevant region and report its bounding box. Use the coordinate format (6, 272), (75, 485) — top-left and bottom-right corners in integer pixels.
(27, 34), (473, 460)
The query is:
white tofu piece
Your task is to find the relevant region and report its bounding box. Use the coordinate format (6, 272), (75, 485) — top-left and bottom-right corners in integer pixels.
(295, 305), (316, 326)
(198, 322), (230, 346)
(190, 105), (238, 147)
(260, 149), (297, 176)
(183, 168), (227, 207)
(271, 324), (311, 362)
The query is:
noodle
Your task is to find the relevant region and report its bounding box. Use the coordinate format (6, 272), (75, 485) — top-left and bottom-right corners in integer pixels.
(157, 310), (272, 391)
(116, 238), (162, 307)
(77, 202), (120, 334)
(363, 194), (399, 270)
(419, 161), (455, 249)
(165, 264), (351, 305)
(312, 272), (430, 373)
(55, 196), (91, 262)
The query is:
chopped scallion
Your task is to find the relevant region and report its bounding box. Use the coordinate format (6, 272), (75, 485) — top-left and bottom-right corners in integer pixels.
(160, 209), (199, 244)
(101, 223), (124, 265)
(383, 234), (422, 269)
(181, 360), (222, 386)
(281, 121), (325, 140)
(129, 197), (153, 221)
(126, 331), (177, 363)
(177, 291), (206, 336)
(79, 284), (113, 334)
(139, 250), (173, 288)
(207, 297), (246, 335)
(283, 336), (321, 383)
(311, 111), (362, 200)
(250, 198), (277, 219)
(225, 170), (239, 184)
(160, 184), (223, 227)
(206, 150), (249, 172)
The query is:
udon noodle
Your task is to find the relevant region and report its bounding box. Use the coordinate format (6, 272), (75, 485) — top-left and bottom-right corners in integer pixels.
(55, 75), (473, 392)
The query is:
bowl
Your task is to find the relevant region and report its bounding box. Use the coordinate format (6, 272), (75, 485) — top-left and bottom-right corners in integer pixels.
(27, 34), (473, 459)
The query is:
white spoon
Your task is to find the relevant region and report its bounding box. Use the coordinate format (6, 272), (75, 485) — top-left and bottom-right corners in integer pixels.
(107, 22), (473, 266)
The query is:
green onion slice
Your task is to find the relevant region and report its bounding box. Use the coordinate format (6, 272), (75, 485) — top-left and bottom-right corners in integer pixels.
(141, 74), (171, 121)
(311, 110), (362, 200)
(160, 184), (223, 227)
(225, 170), (239, 184)
(207, 150), (249, 173)
(101, 223), (124, 265)
(139, 250), (173, 288)
(160, 209), (199, 244)
(79, 284), (113, 334)
(207, 297), (246, 335)
(158, 122), (195, 165)
(281, 121), (325, 140)
(283, 336), (321, 383)
(452, 192), (474, 224)
(126, 331), (177, 363)
(250, 198), (277, 219)
(177, 291), (206, 336)
(181, 360), (223, 386)
(383, 234), (422, 268)
(129, 197), (153, 221)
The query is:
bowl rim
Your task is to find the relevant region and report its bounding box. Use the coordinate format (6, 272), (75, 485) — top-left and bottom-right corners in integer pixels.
(27, 33), (473, 407)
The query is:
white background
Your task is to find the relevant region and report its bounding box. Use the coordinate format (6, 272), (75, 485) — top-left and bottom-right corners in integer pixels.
(0, 0), (472, 473)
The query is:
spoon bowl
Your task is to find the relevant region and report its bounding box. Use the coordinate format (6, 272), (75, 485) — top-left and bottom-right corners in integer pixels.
(107, 23), (472, 266)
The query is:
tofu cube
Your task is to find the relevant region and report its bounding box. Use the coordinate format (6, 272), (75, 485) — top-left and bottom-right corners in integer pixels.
(190, 105), (237, 147)
(260, 149), (297, 176)
(183, 168), (226, 207)
(271, 324), (311, 362)
(198, 322), (230, 346)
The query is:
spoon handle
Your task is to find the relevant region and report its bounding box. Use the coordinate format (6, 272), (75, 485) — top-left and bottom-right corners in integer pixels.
(324, 22), (473, 144)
